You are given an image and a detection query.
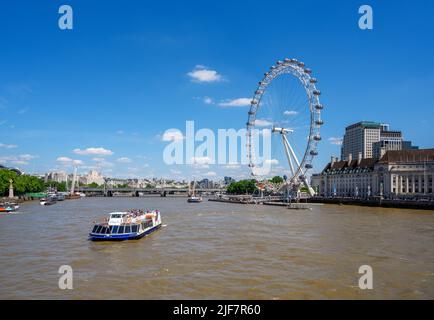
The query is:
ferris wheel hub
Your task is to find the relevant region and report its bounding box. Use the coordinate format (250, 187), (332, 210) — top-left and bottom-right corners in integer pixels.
(272, 127), (294, 134)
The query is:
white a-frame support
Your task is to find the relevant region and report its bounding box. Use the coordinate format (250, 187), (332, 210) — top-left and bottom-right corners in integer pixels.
(273, 127), (315, 197)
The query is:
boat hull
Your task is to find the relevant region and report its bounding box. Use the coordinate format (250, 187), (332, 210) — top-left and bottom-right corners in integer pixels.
(89, 223), (161, 241)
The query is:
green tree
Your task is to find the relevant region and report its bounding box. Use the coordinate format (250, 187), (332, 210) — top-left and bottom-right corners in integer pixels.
(44, 181), (67, 192)
(0, 169), (18, 196)
(87, 182), (99, 188)
(269, 176), (284, 184)
(14, 174), (44, 194)
(227, 179), (257, 194)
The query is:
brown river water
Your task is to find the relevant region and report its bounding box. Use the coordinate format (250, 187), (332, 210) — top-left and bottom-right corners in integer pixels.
(0, 197), (433, 299)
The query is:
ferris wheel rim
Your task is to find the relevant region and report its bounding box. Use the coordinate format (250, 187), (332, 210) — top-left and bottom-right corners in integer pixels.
(246, 58), (323, 184)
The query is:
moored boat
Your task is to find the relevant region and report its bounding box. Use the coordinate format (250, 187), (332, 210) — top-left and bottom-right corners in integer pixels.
(0, 202), (20, 213)
(89, 209), (162, 241)
(40, 196), (57, 206)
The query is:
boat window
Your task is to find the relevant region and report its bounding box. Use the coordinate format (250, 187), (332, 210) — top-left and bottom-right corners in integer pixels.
(101, 227), (108, 234)
(131, 225), (138, 233)
(95, 226), (102, 233)
(125, 226), (131, 233)
(111, 226), (119, 234)
(118, 226), (125, 234)
(92, 225), (98, 233)
(111, 214), (122, 218)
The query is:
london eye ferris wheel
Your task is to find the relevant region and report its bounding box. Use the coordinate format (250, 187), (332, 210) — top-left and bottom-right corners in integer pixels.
(246, 58), (324, 196)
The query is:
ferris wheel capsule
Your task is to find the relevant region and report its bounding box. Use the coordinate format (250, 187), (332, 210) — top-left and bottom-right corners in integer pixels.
(310, 150), (319, 156)
(315, 119), (324, 125)
(304, 68), (312, 74)
(312, 90), (321, 96)
(315, 104), (323, 110)
(313, 134), (322, 141)
(309, 78), (317, 83)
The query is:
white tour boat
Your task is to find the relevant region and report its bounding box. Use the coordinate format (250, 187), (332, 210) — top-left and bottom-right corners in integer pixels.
(89, 209), (162, 241)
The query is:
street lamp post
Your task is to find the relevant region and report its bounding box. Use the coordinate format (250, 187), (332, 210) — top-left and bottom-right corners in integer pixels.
(8, 179), (14, 199)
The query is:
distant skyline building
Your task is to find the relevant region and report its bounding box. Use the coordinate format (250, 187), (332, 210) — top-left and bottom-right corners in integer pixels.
(79, 170), (105, 186)
(45, 171), (68, 183)
(341, 121), (418, 161)
(224, 176), (235, 186)
(341, 121), (381, 161)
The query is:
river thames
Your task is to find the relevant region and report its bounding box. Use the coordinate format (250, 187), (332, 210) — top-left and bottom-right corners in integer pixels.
(0, 197), (433, 299)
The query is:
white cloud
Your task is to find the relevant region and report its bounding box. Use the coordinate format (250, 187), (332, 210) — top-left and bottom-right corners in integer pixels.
(187, 65), (223, 83)
(18, 107), (29, 115)
(92, 157), (114, 168)
(0, 154), (31, 165)
(222, 163), (241, 169)
(10, 160), (28, 165)
(57, 156), (72, 163)
(284, 110), (298, 116)
(117, 157), (132, 163)
(18, 154), (36, 161)
(205, 171), (217, 177)
(73, 147), (113, 156)
(116, 130), (124, 134)
(0, 154), (37, 166)
(0, 143), (18, 149)
(191, 156), (212, 165)
(218, 98), (251, 107)
(328, 137), (343, 145)
(255, 119), (273, 127)
(57, 156), (83, 166)
(203, 96), (214, 104)
(264, 159), (279, 165)
(162, 130), (184, 141)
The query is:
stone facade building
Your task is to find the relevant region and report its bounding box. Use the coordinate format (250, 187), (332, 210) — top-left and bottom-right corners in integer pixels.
(318, 149), (434, 199)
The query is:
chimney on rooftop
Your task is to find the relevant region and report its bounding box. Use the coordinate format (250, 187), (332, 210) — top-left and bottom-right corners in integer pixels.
(331, 156), (336, 166)
(357, 152), (362, 165)
(347, 153), (352, 166)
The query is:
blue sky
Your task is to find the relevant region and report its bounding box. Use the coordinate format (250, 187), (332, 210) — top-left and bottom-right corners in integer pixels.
(1, 0), (433, 180)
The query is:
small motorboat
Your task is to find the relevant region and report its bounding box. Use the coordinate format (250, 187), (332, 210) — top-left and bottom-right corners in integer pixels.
(187, 180), (202, 203)
(0, 202), (20, 213)
(187, 196), (203, 203)
(56, 193), (66, 201)
(65, 193), (81, 200)
(89, 209), (162, 241)
(40, 197), (57, 206)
